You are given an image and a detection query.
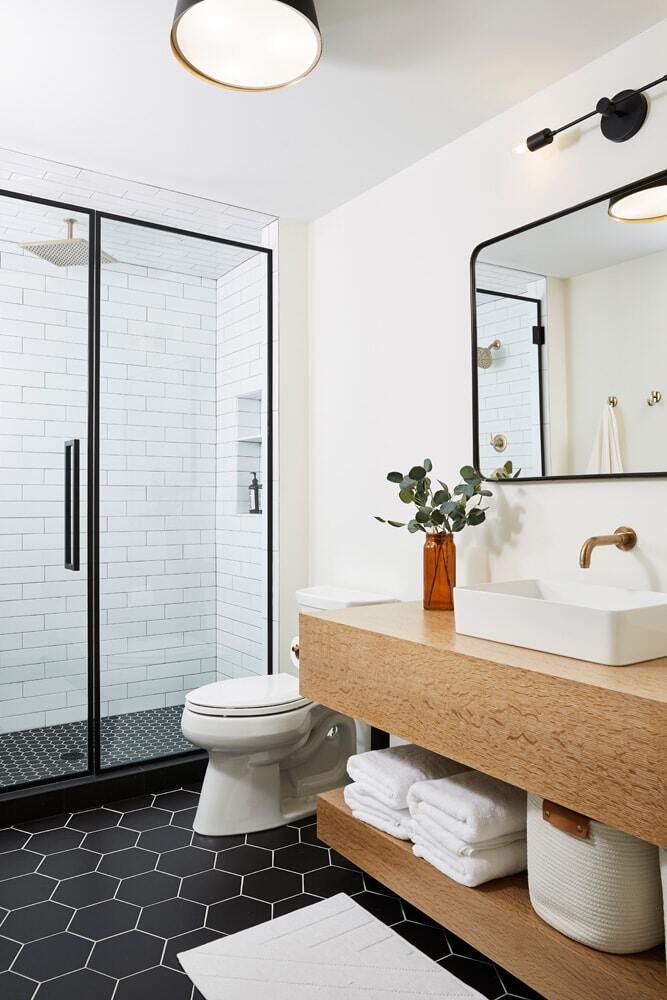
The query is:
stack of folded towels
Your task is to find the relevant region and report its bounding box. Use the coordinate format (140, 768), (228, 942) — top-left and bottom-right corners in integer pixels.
(408, 770), (527, 887)
(343, 743), (466, 840)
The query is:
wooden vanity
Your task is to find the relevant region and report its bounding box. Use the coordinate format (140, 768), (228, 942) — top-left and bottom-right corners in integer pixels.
(299, 601), (667, 1000)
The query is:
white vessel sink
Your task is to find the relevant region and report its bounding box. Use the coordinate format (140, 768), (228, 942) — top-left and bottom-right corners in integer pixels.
(453, 579), (667, 665)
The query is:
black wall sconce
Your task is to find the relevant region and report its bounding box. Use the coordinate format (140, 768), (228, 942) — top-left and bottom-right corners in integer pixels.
(249, 472), (262, 515)
(514, 71), (667, 154)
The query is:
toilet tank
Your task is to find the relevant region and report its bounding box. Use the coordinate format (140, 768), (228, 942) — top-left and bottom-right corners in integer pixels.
(296, 585), (395, 614)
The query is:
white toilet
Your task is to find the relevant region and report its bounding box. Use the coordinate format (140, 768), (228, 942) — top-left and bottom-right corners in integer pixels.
(182, 586), (395, 836)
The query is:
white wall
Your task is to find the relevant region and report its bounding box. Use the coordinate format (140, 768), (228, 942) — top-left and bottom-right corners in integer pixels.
(308, 20), (667, 599)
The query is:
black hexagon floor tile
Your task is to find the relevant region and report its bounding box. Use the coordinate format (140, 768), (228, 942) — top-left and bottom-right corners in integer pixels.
(117, 870), (181, 907)
(1, 900), (73, 942)
(120, 808), (172, 832)
(0, 935), (20, 972)
(0, 829), (28, 852)
(69, 898), (141, 940)
(353, 890), (405, 924)
(53, 871), (119, 908)
(215, 845), (271, 876)
(66, 809), (121, 834)
(16, 815), (69, 835)
(304, 864), (364, 897)
(154, 790), (199, 812)
(0, 784), (543, 1000)
(162, 927), (221, 971)
(0, 850), (42, 880)
(158, 846), (214, 877)
(34, 968), (116, 1000)
(113, 964), (192, 1000)
(207, 894), (271, 933)
(247, 826), (299, 850)
(274, 842), (329, 873)
(83, 826), (137, 854)
(0, 873), (57, 909)
(243, 867), (302, 903)
(137, 825), (192, 854)
(272, 892), (322, 918)
(0, 971), (37, 999)
(27, 828), (83, 855)
(180, 868), (241, 905)
(89, 929), (165, 978)
(38, 848), (100, 880)
(139, 897), (206, 938)
(13, 931), (92, 981)
(98, 847), (158, 878)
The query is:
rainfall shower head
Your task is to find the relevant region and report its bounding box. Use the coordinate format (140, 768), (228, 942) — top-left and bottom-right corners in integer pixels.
(477, 339), (502, 369)
(19, 218), (117, 268)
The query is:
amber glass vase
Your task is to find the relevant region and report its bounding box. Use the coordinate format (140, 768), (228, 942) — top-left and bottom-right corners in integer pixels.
(423, 533), (456, 610)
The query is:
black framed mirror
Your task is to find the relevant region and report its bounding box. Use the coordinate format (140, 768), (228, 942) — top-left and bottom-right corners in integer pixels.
(471, 168), (667, 482)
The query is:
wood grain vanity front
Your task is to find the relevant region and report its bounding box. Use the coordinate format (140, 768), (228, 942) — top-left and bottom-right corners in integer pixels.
(300, 601), (667, 846)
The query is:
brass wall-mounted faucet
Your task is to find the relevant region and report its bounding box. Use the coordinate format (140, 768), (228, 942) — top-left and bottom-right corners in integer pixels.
(579, 526), (637, 568)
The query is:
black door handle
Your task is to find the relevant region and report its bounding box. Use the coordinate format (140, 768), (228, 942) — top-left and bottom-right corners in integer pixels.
(64, 439), (80, 571)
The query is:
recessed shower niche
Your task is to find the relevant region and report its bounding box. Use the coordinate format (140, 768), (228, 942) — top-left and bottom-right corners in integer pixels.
(0, 191), (272, 793)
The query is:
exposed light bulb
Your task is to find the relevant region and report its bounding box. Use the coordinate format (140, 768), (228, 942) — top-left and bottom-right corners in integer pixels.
(512, 140), (529, 156)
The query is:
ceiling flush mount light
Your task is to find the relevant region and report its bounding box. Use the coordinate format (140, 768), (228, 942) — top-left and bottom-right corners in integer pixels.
(608, 177), (667, 223)
(513, 72), (667, 154)
(170, 0), (322, 92)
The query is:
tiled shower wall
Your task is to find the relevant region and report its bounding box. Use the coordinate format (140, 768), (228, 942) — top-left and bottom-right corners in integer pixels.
(98, 260), (219, 719)
(216, 253), (269, 679)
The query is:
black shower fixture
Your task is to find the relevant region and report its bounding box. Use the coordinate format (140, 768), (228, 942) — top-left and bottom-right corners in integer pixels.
(249, 472), (263, 514)
(514, 72), (667, 154)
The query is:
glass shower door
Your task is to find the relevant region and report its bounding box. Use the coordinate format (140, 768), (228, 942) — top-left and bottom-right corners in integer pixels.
(0, 194), (91, 790)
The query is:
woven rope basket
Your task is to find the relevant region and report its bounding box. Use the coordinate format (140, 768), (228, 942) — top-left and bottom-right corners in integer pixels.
(527, 793), (663, 953)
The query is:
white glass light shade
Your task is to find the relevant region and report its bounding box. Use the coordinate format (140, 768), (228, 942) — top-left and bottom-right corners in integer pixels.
(608, 181), (667, 223)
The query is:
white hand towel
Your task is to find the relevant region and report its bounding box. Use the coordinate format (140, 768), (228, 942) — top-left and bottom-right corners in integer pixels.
(413, 807), (524, 857)
(344, 783), (412, 840)
(407, 770), (526, 844)
(347, 744), (467, 811)
(413, 835), (527, 888)
(587, 403), (623, 474)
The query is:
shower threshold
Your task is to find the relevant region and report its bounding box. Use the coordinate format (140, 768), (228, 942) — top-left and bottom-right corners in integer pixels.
(0, 704), (192, 790)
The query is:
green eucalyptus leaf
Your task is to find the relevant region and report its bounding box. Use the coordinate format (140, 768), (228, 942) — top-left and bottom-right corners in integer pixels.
(430, 509), (444, 525)
(423, 459), (432, 473)
(373, 516), (386, 523)
(386, 471), (403, 483)
(387, 520), (406, 528)
(409, 465), (426, 481)
(399, 489), (414, 504)
(460, 465), (477, 482)
(400, 476), (416, 490)
(407, 519), (424, 534)
(415, 508), (431, 523)
(433, 489), (448, 505)
(467, 509), (486, 526)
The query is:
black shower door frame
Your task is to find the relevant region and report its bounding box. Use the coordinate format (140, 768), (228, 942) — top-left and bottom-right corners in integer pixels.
(0, 189), (273, 793)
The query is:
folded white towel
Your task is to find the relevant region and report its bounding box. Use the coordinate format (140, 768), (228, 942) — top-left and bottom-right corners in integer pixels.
(412, 834), (527, 888)
(407, 771), (526, 844)
(344, 783), (412, 840)
(413, 808), (524, 857)
(347, 744), (467, 811)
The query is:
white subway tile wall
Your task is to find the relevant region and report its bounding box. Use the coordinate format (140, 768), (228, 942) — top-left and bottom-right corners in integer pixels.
(0, 154), (277, 750)
(476, 264), (545, 479)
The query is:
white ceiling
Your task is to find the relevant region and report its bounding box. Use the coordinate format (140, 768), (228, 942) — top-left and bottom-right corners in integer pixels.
(1, 1), (665, 220)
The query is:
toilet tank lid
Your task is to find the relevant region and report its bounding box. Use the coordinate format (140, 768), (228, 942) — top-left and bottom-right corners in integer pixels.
(187, 673), (306, 711)
(296, 585), (396, 611)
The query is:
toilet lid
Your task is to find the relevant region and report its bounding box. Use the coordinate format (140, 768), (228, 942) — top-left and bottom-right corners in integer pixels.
(185, 673), (312, 717)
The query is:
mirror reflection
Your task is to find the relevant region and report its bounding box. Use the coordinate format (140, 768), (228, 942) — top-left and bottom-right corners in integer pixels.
(473, 174), (667, 480)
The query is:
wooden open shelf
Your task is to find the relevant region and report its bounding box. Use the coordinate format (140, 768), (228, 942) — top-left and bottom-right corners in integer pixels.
(317, 788), (666, 1000)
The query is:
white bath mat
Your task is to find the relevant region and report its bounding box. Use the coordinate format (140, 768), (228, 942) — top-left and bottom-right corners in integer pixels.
(178, 893), (483, 999)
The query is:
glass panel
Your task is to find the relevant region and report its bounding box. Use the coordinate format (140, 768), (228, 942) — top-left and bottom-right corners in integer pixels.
(476, 289), (543, 480)
(98, 218), (270, 768)
(0, 195), (90, 790)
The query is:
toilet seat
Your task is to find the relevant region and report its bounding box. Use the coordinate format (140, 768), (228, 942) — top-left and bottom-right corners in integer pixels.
(185, 673), (312, 718)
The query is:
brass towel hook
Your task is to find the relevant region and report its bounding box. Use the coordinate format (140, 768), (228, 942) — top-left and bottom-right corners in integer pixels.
(648, 390), (662, 407)
(607, 395), (618, 407)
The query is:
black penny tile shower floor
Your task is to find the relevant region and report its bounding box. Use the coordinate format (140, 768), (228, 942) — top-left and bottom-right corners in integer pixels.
(0, 705), (191, 789)
(0, 783), (544, 1000)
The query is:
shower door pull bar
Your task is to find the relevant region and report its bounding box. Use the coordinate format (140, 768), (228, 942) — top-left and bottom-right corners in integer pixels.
(64, 439), (80, 571)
